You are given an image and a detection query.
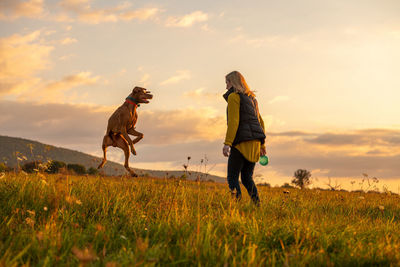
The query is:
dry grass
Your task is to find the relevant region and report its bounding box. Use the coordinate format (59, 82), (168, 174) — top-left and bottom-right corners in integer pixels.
(1, 172), (400, 266)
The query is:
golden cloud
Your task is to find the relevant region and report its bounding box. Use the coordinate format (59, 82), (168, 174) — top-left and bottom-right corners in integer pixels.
(1, 99), (399, 180)
(60, 37), (78, 45)
(0, 0), (44, 20)
(160, 70), (191, 85)
(59, 0), (160, 24)
(10, 72), (99, 103)
(165, 11), (208, 28)
(183, 88), (219, 99)
(0, 31), (100, 102)
(0, 31), (53, 96)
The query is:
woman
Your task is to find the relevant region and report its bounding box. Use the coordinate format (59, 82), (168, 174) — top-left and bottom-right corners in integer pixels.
(222, 71), (266, 205)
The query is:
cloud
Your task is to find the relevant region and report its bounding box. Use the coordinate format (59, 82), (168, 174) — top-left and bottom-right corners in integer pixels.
(1, 99), (399, 181)
(264, 130), (400, 178)
(165, 11), (208, 28)
(160, 70), (191, 85)
(183, 88), (219, 99)
(0, 31), (53, 96)
(269, 95), (290, 104)
(138, 73), (150, 87)
(229, 31), (298, 48)
(30, 71), (100, 102)
(60, 37), (78, 45)
(0, 100), (225, 147)
(59, 0), (161, 24)
(120, 8), (160, 21)
(0, 0), (44, 20)
(0, 31), (101, 102)
(137, 108), (225, 144)
(305, 129), (400, 148)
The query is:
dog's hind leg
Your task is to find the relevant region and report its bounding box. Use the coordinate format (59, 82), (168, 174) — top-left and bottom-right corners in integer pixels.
(115, 136), (137, 177)
(98, 135), (113, 169)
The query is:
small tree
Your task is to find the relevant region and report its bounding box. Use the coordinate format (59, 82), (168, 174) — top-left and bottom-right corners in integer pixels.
(87, 167), (99, 175)
(291, 169), (311, 189)
(67, 164), (86, 175)
(46, 160), (67, 174)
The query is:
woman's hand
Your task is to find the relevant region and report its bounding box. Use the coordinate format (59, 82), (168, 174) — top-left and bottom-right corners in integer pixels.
(223, 145), (231, 157)
(260, 147), (266, 156)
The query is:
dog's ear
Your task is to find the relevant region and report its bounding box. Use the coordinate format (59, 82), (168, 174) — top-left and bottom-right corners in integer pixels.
(132, 86), (141, 94)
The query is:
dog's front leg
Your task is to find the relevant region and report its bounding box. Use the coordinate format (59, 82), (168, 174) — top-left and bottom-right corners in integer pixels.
(121, 129), (136, 155)
(128, 128), (144, 144)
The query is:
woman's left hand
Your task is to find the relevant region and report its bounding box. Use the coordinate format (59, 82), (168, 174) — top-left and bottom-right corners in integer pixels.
(260, 147), (266, 156)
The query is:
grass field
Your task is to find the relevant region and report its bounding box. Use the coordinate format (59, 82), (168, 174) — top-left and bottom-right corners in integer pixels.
(1, 173), (400, 266)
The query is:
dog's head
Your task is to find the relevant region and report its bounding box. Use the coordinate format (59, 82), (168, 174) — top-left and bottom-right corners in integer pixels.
(131, 86), (153, 104)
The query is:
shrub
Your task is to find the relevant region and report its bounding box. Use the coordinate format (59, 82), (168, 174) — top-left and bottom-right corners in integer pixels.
(281, 183), (294, 189)
(0, 163), (8, 172)
(87, 167), (99, 175)
(46, 160), (67, 174)
(22, 161), (42, 173)
(67, 163), (86, 175)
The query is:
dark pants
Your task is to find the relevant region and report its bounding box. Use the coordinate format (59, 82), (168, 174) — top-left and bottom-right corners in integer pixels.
(227, 147), (260, 205)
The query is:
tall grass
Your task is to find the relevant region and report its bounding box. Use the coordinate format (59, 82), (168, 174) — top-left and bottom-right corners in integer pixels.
(1, 173), (400, 266)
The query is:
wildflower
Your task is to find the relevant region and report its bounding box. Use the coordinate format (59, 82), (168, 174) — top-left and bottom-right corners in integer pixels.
(27, 210), (36, 216)
(378, 205), (385, 211)
(136, 238), (148, 252)
(36, 231), (44, 242)
(96, 224), (105, 232)
(144, 227), (148, 231)
(71, 246), (97, 264)
(43, 206), (48, 211)
(25, 217), (35, 227)
(65, 195), (82, 205)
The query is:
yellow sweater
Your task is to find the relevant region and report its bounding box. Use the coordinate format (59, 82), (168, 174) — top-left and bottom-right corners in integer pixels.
(224, 92), (266, 163)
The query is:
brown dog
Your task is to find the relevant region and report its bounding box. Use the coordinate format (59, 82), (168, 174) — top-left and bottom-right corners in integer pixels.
(98, 86), (153, 176)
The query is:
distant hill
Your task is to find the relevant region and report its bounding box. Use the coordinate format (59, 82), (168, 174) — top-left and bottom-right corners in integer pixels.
(0, 135), (225, 182)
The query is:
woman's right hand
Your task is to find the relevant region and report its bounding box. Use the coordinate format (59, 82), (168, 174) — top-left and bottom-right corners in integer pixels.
(223, 145), (231, 157)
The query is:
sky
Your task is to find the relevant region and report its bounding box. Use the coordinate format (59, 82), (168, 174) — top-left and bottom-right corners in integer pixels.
(1, 0), (400, 191)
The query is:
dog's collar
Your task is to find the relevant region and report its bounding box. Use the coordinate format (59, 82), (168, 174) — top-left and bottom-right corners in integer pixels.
(125, 96), (140, 107)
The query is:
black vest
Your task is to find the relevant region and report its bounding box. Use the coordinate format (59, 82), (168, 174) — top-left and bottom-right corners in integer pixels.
(223, 88), (266, 146)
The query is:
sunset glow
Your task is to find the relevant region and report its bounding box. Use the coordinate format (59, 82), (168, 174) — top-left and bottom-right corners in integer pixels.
(1, 0), (400, 191)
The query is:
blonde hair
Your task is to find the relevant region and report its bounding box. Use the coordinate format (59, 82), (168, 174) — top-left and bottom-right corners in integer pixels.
(225, 71), (255, 97)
